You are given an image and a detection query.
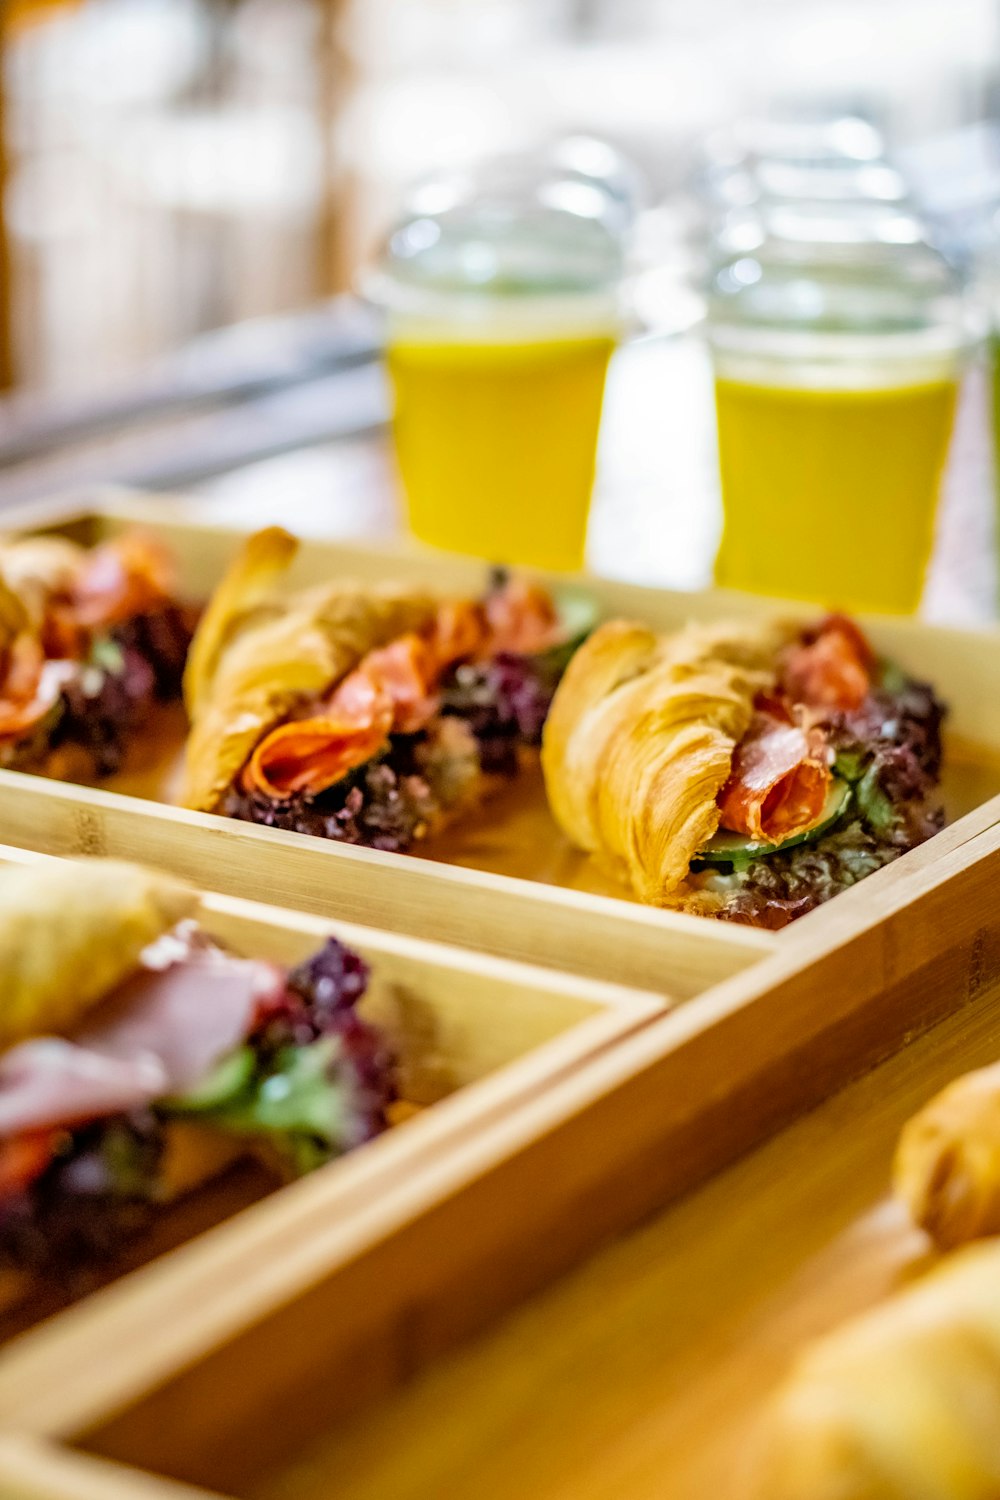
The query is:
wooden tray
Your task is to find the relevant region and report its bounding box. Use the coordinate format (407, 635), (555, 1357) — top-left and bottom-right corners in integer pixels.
(0, 487), (998, 997)
(0, 818), (998, 1497)
(219, 917), (1000, 1500)
(0, 492), (999, 1496)
(2, 961), (996, 1500)
(0, 843), (659, 1348)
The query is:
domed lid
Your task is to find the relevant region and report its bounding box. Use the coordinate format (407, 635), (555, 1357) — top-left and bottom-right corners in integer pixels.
(699, 115), (890, 213)
(706, 198), (978, 381)
(543, 134), (644, 233)
(709, 198), (967, 335)
(366, 151), (626, 326)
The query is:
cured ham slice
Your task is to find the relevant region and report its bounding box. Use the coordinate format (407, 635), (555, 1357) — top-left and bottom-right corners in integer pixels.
(244, 615), (480, 800)
(237, 581), (562, 806)
(78, 946), (280, 1091)
(780, 614), (874, 713)
(0, 1039), (168, 1136)
(430, 600), (488, 667)
(0, 942), (279, 1138)
(328, 633), (439, 735)
(68, 533), (175, 630)
(244, 713), (392, 799)
(718, 711), (832, 843)
(484, 578), (560, 656)
(0, 656), (74, 743)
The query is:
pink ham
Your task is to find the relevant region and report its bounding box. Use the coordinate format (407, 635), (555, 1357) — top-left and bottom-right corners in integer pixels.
(0, 936), (284, 1137)
(0, 1041), (168, 1136)
(717, 711), (832, 844)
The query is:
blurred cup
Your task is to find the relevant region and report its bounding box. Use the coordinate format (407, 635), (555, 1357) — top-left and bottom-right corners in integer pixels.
(707, 199), (975, 614)
(366, 152), (628, 571)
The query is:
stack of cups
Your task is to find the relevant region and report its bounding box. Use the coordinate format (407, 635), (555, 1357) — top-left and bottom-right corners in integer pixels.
(702, 122), (976, 614)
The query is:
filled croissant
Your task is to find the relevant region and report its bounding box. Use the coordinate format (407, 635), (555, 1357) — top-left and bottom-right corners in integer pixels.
(895, 1062), (1000, 1250)
(0, 528), (192, 781)
(0, 857), (392, 1302)
(541, 611), (946, 926)
(755, 1238), (1000, 1499)
(182, 527), (594, 853)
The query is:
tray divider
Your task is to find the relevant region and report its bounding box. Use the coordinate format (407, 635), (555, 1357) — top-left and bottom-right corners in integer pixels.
(0, 769), (774, 996)
(0, 1435), (221, 1500)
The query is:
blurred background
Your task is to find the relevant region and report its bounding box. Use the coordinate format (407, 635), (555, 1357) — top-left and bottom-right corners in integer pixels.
(0, 0), (998, 614)
(5, 0), (998, 388)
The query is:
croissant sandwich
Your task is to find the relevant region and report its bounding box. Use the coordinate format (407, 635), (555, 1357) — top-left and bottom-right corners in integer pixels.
(0, 529), (192, 781)
(754, 1238), (1000, 1499)
(181, 527), (595, 852)
(541, 611), (945, 926)
(0, 859), (392, 1299)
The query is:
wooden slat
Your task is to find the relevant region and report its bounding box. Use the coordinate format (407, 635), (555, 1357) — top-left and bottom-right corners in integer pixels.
(0, 1437), (219, 1500)
(0, 770), (772, 997)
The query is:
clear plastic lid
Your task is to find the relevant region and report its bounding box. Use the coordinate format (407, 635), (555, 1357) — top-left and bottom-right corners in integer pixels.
(699, 115), (891, 213)
(707, 198), (978, 385)
(365, 151), (627, 337)
(710, 158), (909, 215)
(706, 115), (886, 173)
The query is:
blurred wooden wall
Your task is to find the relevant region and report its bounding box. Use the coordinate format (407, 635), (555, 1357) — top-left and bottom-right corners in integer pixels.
(315, 0), (359, 296)
(0, 58), (11, 391)
(0, 0), (359, 392)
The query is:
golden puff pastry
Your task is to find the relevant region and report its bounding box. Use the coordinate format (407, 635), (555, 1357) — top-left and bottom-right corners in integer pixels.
(755, 1238), (1000, 1500)
(0, 858), (198, 1048)
(182, 525), (298, 717)
(180, 527), (436, 812)
(895, 1063), (1000, 1251)
(541, 617), (788, 903)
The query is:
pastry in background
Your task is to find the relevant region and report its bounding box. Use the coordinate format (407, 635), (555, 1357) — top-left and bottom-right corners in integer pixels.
(754, 1237), (1000, 1500)
(895, 1061), (1000, 1250)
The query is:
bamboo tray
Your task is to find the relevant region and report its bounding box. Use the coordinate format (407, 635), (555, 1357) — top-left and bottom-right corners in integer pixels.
(1, 818), (998, 1497)
(0, 843), (659, 1349)
(1, 971), (996, 1500)
(222, 919), (1000, 1500)
(0, 488), (998, 999)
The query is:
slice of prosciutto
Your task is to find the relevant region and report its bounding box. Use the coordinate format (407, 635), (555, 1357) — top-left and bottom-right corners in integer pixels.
(0, 930), (284, 1138)
(717, 711), (832, 844)
(244, 712), (392, 800)
(243, 631), (441, 800)
(68, 533), (175, 630)
(237, 584), (565, 805)
(779, 614), (875, 714)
